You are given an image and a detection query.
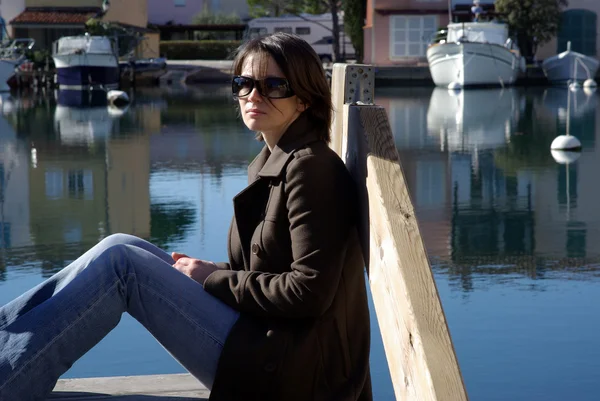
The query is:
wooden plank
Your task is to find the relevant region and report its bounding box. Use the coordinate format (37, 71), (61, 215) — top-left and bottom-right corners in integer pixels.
(329, 62), (468, 401)
(329, 63), (348, 157)
(49, 374), (209, 400)
(343, 104), (468, 401)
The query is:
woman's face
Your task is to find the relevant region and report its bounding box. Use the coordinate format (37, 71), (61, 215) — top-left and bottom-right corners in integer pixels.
(238, 54), (305, 143)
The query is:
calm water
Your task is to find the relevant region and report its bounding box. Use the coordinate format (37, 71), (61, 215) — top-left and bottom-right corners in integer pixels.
(1, 84), (600, 400)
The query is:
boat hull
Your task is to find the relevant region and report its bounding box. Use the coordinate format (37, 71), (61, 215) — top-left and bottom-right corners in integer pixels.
(542, 51), (600, 85)
(53, 53), (119, 90)
(427, 42), (522, 87)
(0, 59), (19, 92)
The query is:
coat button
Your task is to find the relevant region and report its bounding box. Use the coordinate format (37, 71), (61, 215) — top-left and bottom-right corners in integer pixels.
(251, 243), (260, 255)
(264, 362), (276, 373)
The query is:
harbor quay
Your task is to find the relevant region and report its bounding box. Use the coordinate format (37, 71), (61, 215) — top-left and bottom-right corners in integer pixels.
(160, 59), (564, 87)
(16, 59), (594, 90)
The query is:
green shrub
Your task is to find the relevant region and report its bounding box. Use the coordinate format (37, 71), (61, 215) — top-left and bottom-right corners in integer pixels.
(160, 40), (242, 60)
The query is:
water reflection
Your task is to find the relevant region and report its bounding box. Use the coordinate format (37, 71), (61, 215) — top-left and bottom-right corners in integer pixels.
(376, 86), (600, 401)
(0, 85), (599, 400)
(54, 105), (118, 145)
(0, 109), (31, 283)
(1, 86), (599, 284)
(0, 85), (262, 280)
(427, 88), (520, 152)
(378, 86), (600, 290)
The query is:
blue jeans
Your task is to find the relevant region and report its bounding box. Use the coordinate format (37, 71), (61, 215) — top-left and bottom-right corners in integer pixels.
(0, 234), (239, 401)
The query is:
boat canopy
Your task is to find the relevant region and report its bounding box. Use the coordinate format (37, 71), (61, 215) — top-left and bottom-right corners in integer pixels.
(446, 22), (508, 46)
(54, 35), (115, 55)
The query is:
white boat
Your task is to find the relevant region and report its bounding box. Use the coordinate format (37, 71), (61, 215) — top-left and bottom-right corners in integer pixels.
(52, 35), (119, 91)
(427, 88), (519, 152)
(427, 22), (525, 87)
(0, 39), (35, 92)
(542, 42), (599, 85)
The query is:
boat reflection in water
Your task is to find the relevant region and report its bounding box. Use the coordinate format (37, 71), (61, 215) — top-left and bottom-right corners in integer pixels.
(542, 86), (597, 118)
(427, 87), (520, 152)
(54, 90), (129, 146)
(423, 87), (535, 264)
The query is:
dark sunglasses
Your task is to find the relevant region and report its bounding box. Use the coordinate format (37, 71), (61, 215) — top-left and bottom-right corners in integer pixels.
(232, 75), (295, 99)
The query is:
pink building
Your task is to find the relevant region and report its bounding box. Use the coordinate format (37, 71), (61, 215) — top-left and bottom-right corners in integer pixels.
(365, 0), (599, 65)
(364, 0), (451, 65)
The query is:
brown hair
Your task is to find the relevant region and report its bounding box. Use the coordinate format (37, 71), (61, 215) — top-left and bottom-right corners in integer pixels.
(232, 32), (332, 142)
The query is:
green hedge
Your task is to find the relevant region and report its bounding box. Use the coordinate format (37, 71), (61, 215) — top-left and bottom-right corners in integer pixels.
(160, 40), (242, 60)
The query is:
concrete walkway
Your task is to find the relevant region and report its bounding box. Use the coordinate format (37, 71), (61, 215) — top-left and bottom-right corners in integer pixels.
(161, 60), (233, 85)
(166, 60), (233, 71)
(159, 59), (552, 86)
(49, 374), (209, 400)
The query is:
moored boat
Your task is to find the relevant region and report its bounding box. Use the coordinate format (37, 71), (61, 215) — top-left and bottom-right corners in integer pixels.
(0, 38), (35, 92)
(52, 34), (119, 91)
(427, 22), (525, 88)
(119, 57), (167, 84)
(542, 42), (599, 85)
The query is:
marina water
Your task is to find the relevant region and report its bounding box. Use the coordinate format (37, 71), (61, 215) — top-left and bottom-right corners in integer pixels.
(1, 85), (600, 400)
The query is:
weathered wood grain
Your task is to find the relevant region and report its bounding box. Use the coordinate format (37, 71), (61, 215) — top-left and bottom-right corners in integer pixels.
(48, 374), (209, 400)
(331, 63), (468, 401)
(329, 63), (348, 157)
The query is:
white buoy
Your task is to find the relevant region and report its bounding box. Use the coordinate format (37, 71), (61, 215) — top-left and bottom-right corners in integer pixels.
(107, 90), (130, 108)
(448, 81), (462, 90)
(550, 135), (581, 150)
(551, 150), (581, 164)
(107, 104), (130, 117)
(569, 81), (581, 91)
(31, 146), (38, 168)
(584, 79), (597, 88)
(550, 85), (583, 154)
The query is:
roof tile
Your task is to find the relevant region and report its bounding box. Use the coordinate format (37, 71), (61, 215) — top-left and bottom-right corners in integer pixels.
(11, 8), (102, 25)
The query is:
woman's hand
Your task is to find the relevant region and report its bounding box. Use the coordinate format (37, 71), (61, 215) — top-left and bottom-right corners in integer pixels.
(171, 252), (220, 286)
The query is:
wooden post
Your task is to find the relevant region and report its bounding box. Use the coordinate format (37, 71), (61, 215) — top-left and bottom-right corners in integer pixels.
(330, 64), (469, 401)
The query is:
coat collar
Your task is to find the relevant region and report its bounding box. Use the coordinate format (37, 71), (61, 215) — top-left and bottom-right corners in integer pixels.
(247, 112), (322, 182)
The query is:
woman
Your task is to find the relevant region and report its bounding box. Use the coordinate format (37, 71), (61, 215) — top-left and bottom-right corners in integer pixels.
(0, 33), (372, 401)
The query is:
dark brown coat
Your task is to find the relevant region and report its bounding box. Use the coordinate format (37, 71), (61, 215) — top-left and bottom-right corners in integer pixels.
(204, 113), (372, 401)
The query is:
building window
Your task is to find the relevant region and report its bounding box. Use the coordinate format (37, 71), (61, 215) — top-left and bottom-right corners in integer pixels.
(558, 10), (597, 56)
(45, 168), (64, 200)
(67, 169), (94, 199)
(390, 15), (437, 58)
(296, 27), (310, 35)
(174, 0), (186, 6)
(274, 27), (292, 33)
(248, 27), (267, 38)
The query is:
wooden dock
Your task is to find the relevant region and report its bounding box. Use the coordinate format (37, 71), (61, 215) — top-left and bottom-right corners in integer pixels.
(50, 374), (209, 400)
